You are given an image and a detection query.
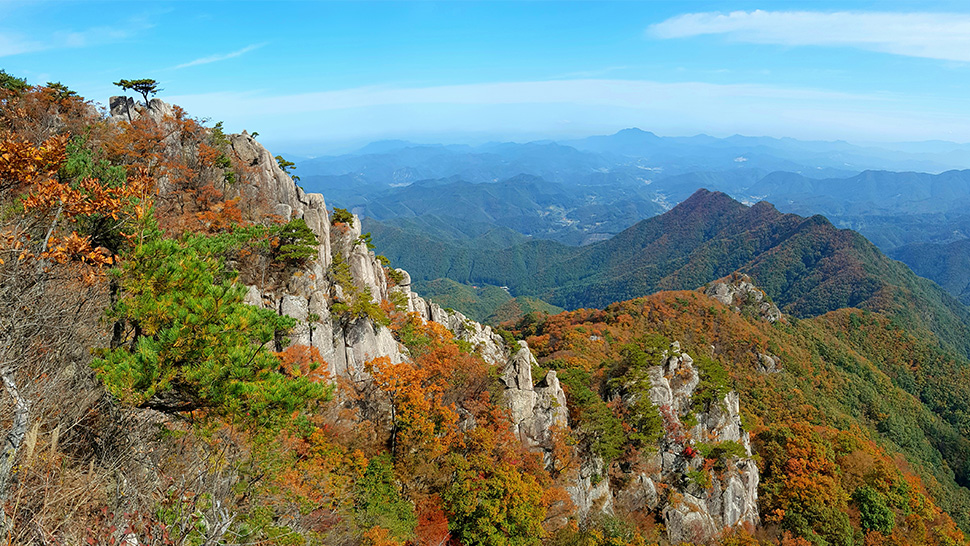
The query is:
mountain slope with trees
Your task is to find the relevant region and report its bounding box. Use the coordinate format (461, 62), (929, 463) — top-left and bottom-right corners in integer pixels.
(4, 71), (970, 546)
(375, 189), (970, 357)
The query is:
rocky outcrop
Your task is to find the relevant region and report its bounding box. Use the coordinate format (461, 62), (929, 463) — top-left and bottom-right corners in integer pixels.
(228, 131), (333, 274)
(225, 125), (407, 382)
(705, 273), (782, 323)
(623, 342), (759, 543)
(329, 212), (387, 304)
(757, 352), (781, 374)
(394, 275), (508, 366)
(499, 341), (569, 450)
(108, 96), (174, 122)
(220, 122), (564, 456)
(567, 455), (614, 518)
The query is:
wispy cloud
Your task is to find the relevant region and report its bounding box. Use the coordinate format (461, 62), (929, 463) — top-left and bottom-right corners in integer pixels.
(172, 43), (267, 70)
(0, 32), (44, 57)
(648, 10), (970, 62)
(1, 22), (144, 58)
(554, 66), (629, 79)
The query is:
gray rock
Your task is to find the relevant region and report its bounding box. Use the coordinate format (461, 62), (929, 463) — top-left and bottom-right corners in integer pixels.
(615, 473), (659, 511)
(566, 455), (614, 519)
(758, 352), (782, 373)
(280, 295), (311, 346)
(108, 96), (174, 123)
(664, 496), (718, 545)
(705, 274), (782, 323)
(609, 341), (760, 543)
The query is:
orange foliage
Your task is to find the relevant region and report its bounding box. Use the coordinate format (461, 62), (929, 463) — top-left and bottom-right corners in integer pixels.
(102, 106), (263, 234)
(275, 344), (330, 382)
(2, 131), (152, 268)
(0, 132), (66, 194)
(0, 84), (93, 145)
(361, 526), (405, 546)
(414, 495), (451, 546)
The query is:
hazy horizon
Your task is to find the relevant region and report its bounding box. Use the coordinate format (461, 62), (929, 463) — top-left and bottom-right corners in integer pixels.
(6, 1), (970, 155)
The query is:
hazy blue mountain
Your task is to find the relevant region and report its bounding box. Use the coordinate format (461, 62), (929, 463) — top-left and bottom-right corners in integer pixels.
(744, 169), (970, 216)
(567, 128), (970, 173)
(832, 213), (970, 250)
(300, 130), (970, 308)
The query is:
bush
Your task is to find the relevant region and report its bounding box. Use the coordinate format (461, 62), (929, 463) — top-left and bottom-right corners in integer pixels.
(331, 207), (354, 226)
(853, 486), (895, 534)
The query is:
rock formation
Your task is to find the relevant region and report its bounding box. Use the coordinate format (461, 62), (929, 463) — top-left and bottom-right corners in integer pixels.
(109, 96), (174, 122)
(625, 342), (759, 543)
(706, 273), (782, 323)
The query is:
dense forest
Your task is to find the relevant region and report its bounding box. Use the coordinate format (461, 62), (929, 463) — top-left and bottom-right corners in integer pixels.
(2, 70), (970, 546)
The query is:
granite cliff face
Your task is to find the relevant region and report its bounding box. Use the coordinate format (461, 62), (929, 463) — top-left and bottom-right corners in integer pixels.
(112, 98), (761, 540)
(645, 343), (760, 543)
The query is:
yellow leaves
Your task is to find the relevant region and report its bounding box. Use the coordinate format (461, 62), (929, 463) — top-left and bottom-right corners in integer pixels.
(361, 525), (405, 546)
(0, 132), (67, 192)
(38, 231), (114, 267)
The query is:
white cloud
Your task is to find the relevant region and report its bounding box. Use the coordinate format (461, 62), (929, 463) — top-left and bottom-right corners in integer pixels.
(648, 10), (970, 62)
(171, 43), (267, 70)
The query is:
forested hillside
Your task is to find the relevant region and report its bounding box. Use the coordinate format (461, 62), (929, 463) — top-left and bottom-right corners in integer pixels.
(508, 281), (970, 545)
(375, 189), (970, 358)
(3, 72), (970, 546)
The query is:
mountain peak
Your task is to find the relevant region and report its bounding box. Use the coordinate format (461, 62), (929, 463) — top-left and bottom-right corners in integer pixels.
(673, 188), (745, 215)
(615, 127), (660, 139)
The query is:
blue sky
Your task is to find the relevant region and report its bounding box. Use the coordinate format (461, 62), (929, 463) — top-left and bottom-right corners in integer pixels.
(3, 1), (970, 154)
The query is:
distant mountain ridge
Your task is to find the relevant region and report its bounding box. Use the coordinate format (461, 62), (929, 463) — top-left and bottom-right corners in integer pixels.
(374, 189), (970, 357)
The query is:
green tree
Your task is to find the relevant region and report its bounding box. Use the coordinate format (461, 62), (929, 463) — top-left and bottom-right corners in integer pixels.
(45, 81), (77, 100)
(331, 207), (354, 226)
(355, 454), (417, 542)
(92, 229), (329, 427)
(443, 460), (546, 546)
(853, 486), (895, 534)
(274, 155), (300, 181)
(0, 69), (28, 93)
(274, 217), (319, 264)
(113, 78), (161, 107)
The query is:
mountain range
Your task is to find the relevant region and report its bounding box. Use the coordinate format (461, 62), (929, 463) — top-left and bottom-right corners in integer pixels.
(7, 73), (970, 545)
(373, 188), (970, 355)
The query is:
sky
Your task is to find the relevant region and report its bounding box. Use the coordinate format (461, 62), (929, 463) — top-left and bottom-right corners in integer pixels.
(3, 0), (970, 155)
